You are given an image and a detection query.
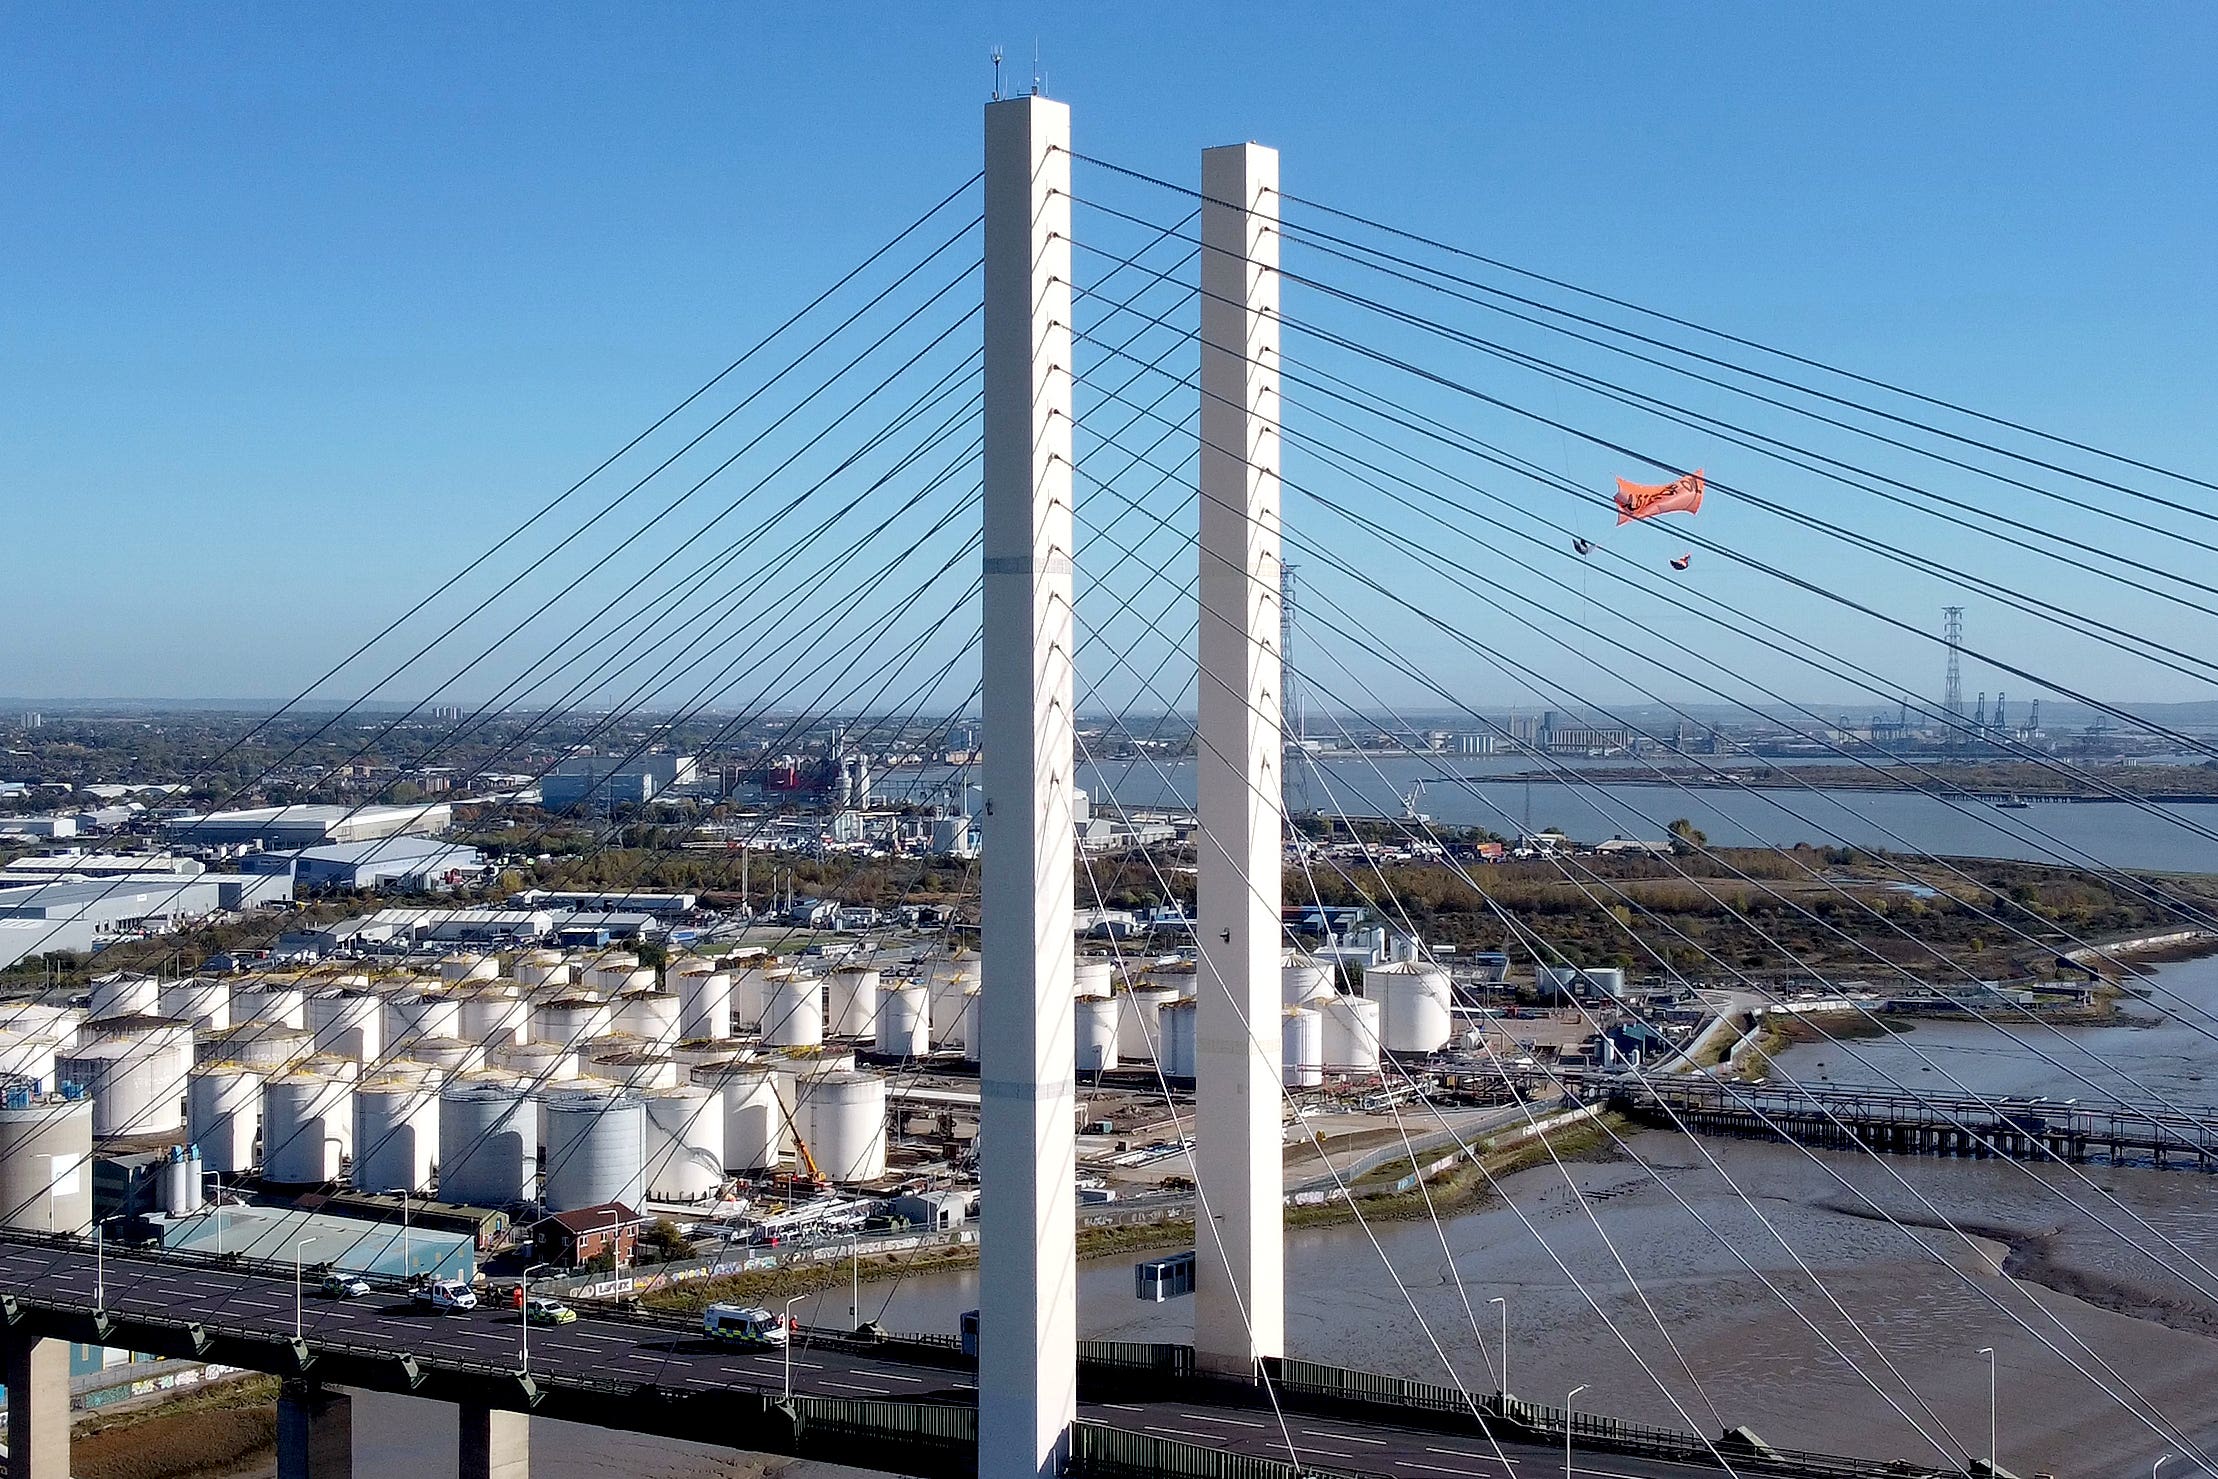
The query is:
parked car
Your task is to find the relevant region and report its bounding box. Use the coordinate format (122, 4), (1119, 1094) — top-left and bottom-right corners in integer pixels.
(524, 1297), (577, 1327)
(320, 1273), (372, 1300)
(413, 1278), (479, 1313)
(702, 1303), (787, 1346)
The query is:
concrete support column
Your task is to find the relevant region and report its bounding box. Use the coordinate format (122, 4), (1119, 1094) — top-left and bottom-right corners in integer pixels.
(978, 92), (1079, 1479)
(277, 1381), (352, 1479)
(1193, 140), (1285, 1377)
(3, 1336), (69, 1479)
(459, 1403), (529, 1479)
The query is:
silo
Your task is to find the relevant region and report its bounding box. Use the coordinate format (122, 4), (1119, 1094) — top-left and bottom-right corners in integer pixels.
(542, 1088), (647, 1213)
(670, 961), (732, 1042)
(824, 969), (881, 1039)
(532, 996), (613, 1047)
(261, 1069), (353, 1184)
(1160, 1000), (1200, 1080)
(1117, 987), (1180, 1062)
(384, 991), (463, 1051)
(1, 1003), (83, 1054)
(306, 991), (384, 1063)
(672, 1039), (736, 1070)
(0, 1035), (58, 1094)
(1364, 962), (1453, 1055)
(407, 1037), (486, 1078)
(1151, 963), (1199, 1000)
(158, 978), (232, 1033)
(920, 950), (980, 993)
(644, 1085), (724, 1201)
(926, 968), (978, 1043)
(353, 1070), (440, 1195)
(437, 1073), (538, 1206)
(690, 1061), (785, 1172)
(233, 984), (307, 1030)
(584, 1047), (677, 1092)
(1282, 1007), (1324, 1088)
(796, 1070), (886, 1183)
(194, 1024), (315, 1072)
(459, 986), (531, 1049)
(0, 1097), (93, 1233)
(614, 990), (680, 1049)
(583, 953), (652, 995)
(874, 984), (929, 1059)
(438, 953), (500, 985)
(761, 974), (823, 1048)
(491, 1041), (581, 1086)
(730, 963), (776, 1032)
(162, 1144), (203, 1215)
(1075, 996), (1121, 1073)
(1072, 958), (1114, 1000)
(1320, 994), (1384, 1073)
(60, 1020), (191, 1137)
(88, 974), (159, 1022)
(949, 986), (982, 1064)
(513, 951), (571, 989)
(1282, 953), (1337, 1006)
(185, 1064), (263, 1173)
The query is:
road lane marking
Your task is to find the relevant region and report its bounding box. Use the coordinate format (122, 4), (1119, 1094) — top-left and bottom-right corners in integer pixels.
(871, 1372), (923, 1383)
(1097, 1403), (1144, 1412)
(1177, 1413), (1268, 1429)
(1303, 1429), (1386, 1446)
(819, 1380), (891, 1394)
(1397, 1463), (1502, 1476)
(1427, 1448), (1519, 1464)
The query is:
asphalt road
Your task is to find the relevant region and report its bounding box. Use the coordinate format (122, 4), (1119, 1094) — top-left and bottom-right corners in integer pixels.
(0, 1240), (1783, 1479)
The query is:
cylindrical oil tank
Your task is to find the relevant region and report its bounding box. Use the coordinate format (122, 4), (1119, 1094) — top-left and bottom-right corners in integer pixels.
(193, 1023), (313, 1072)
(690, 1061), (785, 1173)
(88, 974), (159, 1021)
(353, 1070), (440, 1195)
(1321, 994), (1384, 1073)
(874, 984), (929, 1059)
(162, 1143), (203, 1215)
(920, 951), (979, 992)
(384, 991), (463, 1051)
(670, 961), (732, 1042)
(406, 1036), (486, 1078)
(1282, 954), (1337, 1006)
(491, 1041), (581, 1087)
(824, 969), (881, 1039)
(953, 987), (983, 1065)
(186, 1064), (262, 1173)
(584, 1047), (677, 1092)
(306, 991), (383, 1063)
(532, 996), (613, 1047)
(261, 1070), (353, 1184)
(926, 969), (978, 1043)
(1160, 999), (1200, 1080)
(672, 1039), (735, 1069)
(1076, 995), (1121, 1073)
(459, 986), (532, 1049)
(644, 1084), (724, 1201)
(60, 1022), (191, 1137)
(233, 985), (307, 1030)
(1282, 1007), (1324, 1089)
(0, 1035), (58, 1094)
(730, 963), (776, 1033)
(796, 1070), (886, 1183)
(542, 1088), (647, 1212)
(1151, 963), (1199, 1000)
(158, 978), (232, 1033)
(1, 1003), (83, 1054)
(438, 953), (500, 985)
(438, 1073), (538, 1206)
(583, 954), (653, 995)
(761, 973), (823, 1049)
(614, 990), (680, 1049)
(1364, 962), (1453, 1055)
(0, 1097), (93, 1232)
(513, 951), (571, 989)
(1117, 987), (1179, 1062)
(1072, 958), (1114, 1000)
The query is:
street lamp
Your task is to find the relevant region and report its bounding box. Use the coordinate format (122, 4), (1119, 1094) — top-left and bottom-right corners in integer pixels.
(1487, 1296), (1509, 1397)
(1976, 1347), (1997, 1477)
(384, 1188), (412, 1278)
(519, 1262), (553, 1375)
(94, 1219), (108, 1311)
(782, 1294), (809, 1401)
(1565, 1383), (1588, 1479)
(293, 1237), (319, 1340)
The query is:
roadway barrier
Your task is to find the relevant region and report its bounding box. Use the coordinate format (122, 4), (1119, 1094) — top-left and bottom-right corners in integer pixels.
(1068, 1420), (1351, 1479)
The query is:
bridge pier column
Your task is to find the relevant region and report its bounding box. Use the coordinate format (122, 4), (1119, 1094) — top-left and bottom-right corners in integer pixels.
(459, 1403), (528, 1479)
(277, 1381), (352, 1479)
(3, 1334), (69, 1479)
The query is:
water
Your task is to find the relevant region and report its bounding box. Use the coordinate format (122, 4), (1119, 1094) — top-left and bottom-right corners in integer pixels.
(884, 755), (2218, 873)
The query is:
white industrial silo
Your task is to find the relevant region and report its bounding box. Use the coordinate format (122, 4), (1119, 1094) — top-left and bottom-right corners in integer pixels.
(1282, 953), (1337, 1006)
(824, 968), (881, 1039)
(1117, 987), (1179, 1062)
(1320, 994), (1384, 1073)
(729, 962), (777, 1033)
(306, 990), (384, 1063)
(384, 990), (464, 1051)
(60, 1021), (192, 1138)
(761, 973), (823, 1048)
(542, 1088), (647, 1212)
(614, 990), (681, 1050)
(644, 1084), (724, 1201)
(459, 984), (532, 1049)
(1160, 999), (1200, 1080)
(0, 1035), (58, 1095)
(1, 1003), (84, 1054)
(1152, 962), (1200, 1000)
(1364, 961), (1453, 1055)
(669, 960), (732, 1041)
(88, 974), (159, 1022)
(1282, 1007), (1324, 1089)
(193, 1024), (314, 1072)
(1075, 996), (1120, 1074)
(233, 984), (307, 1030)
(491, 1040), (581, 1087)
(437, 1073), (538, 1206)
(795, 1070), (886, 1183)
(584, 1046), (677, 1092)
(513, 950), (571, 989)
(1072, 958), (1114, 1000)
(261, 1069), (353, 1184)
(0, 1096), (93, 1233)
(583, 953), (652, 995)
(353, 1070), (440, 1195)
(407, 1036), (487, 1078)
(158, 978), (232, 1033)
(690, 1061), (785, 1173)
(438, 953), (501, 985)
(186, 1064), (263, 1173)
(874, 984), (929, 1059)
(531, 996), (613, 1047)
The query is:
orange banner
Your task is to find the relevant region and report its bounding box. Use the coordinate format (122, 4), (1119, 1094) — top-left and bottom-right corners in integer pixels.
(1614, 469), (1705, 525)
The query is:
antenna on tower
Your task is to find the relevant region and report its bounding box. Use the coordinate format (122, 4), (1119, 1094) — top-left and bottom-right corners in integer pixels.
(1941, 605), (1965, 744)
(990, 46), (1004, 101)
(1032, 38), (1043, 95)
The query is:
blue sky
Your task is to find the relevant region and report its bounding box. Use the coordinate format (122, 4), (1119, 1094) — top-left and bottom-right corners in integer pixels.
(4, 4), (2213, 712)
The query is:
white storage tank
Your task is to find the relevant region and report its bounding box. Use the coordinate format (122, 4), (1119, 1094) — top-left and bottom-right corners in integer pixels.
(261, 1069), (353, 1184)
(532, 996), (613, 1047)
(193, 1024), (314, 1072)
(874, 984), (929, 1059)
(406, 1037), (487, 1078)
(1364, 962), (1453, 1055)
(1159, 999), (1200, 1080)
(88, 974), (159, 1022)
(614, 990), (681, 1050)
(158, 978), (232, 1033)
(1282, 953), (1337, 1006)
(0, 1096), (93, 1233)
(952, 987), (983, 1065)
(60, 1021), (192, 1138)
(1, 1003), (83, 1054)
(306, 991), (383, 1062)
(186, 1064), (263, 1173)
(1073, 958), (1114, 1000)
(437, 1073), (538, 1205)
(583, 953), (652, 995)
(0, 1035), (58, 1094)
(824, 969), (881, 1039)
(1117, 987), (1180, 1062)
(761, 973), (824, 1048)
(491, 1041), (581, 1087)
(1076, 996), (1120, 1073)
(353, 1070), (440, 1195)
(670, 961), (732, 1042)
(1151, 962), (1199, 1000)
(438, 953), (501, 985)
(513, 951), (571, 989)
(584, 1047), (677, 1092)
(542, 1088), (647, 1212)
(925, 968), (978, 1044)
(1282, 1007), (1324, 1089)
(459, 986), (532, 1049)
(384, 991), (464, 1051)
(1321, 994), (1384, 1073)
(690, 1061), (785, 1173)
(233, 984), (307, 1030)
(796, 1070), (886, 1183)
(730, 962), (778, 1033)
(644, 1084), (724, 1202)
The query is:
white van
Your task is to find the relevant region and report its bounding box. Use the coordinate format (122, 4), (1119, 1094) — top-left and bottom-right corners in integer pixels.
(413, 1278), (479, 1313)
(702, 1303), (788, 1346)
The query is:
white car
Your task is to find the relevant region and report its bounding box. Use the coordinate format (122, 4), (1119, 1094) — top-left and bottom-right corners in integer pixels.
(412, 1278), (479, 1313)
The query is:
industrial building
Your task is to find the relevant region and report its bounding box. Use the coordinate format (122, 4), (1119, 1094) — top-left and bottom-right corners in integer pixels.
(539, 753), (696, 811)
(160, 803), (453, 849)
(0, 878), (225, 934)
(0, 852), (206, 885)
(242, 837), (485, 892)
